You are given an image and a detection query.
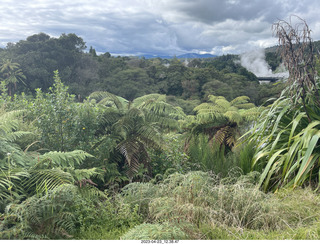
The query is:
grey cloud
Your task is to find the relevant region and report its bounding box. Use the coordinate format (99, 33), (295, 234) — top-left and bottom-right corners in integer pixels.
(0, 0), (319, 56)
(158, 0), (284, 23)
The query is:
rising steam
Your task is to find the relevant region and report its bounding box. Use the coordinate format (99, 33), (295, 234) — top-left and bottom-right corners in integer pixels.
(240, 49), (288, 81)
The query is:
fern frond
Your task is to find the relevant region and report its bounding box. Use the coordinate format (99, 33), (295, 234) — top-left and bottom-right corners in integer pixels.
(214, 98), (231, 110)
(3, 131), (33, 142)
(33, 150), (93, 169)
(239, 107), (262, 121)
(89, 91), (128, 111)
(230, 96), (251, 106)
(195, 109), (225, 123)
(66, 167), (104, 186)
(193, 103), (215, 112)
(132, 93), (166, 107)
(207, 95), (225, 104)
(118, 140), (151, 178)
(224, 111), (242, 124)
(0, 169), (29, 200)
(26, 169), (73, 194)
(235, 103), (256, 109)
(0, 110), (25, 135)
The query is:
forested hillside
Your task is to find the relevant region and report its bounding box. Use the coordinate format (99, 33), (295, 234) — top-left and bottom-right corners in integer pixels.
(0, 33), (284, 108)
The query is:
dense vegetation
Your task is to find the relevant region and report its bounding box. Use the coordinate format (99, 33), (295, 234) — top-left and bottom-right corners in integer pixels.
(1, 18), (320, 240)
(0, 32), (284, 107)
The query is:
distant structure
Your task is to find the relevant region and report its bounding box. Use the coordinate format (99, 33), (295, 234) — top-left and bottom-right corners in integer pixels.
(258, 76), (285, 84)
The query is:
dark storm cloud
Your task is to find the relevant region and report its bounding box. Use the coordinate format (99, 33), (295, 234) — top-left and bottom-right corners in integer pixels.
(0, 0), (319, 55)
(162, 0), (282, 23)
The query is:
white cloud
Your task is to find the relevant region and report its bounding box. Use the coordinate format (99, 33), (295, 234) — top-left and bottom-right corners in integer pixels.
(0, 0), (319, 55)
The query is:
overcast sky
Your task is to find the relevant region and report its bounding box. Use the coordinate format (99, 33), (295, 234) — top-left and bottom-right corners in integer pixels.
(0, 0), (319, 56)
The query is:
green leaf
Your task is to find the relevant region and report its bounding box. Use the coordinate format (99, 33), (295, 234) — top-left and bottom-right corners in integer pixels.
(294, 134), (320, 186)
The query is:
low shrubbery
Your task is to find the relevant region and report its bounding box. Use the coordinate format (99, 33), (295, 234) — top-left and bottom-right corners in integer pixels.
(119, 171), (320, 240)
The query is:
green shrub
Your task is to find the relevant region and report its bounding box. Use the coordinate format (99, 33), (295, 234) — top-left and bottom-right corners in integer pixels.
(120, 182), (159, 217)
(0, 184), (142, 240)
(187, 135), (239, 176)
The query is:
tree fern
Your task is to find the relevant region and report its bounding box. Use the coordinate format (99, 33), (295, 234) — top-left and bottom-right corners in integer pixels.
(91, 91), (184, 179)
(186, 95), (259, 153)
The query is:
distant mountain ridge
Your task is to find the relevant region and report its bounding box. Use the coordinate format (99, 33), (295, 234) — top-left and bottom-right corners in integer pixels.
(139, 53), (217, 59)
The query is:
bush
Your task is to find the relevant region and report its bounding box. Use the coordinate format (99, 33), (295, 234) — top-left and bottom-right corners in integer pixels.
(187, 135), (239, 177)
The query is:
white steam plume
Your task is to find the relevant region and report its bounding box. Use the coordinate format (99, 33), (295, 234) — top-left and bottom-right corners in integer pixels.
(240, 49), (289, 79)
(240, 49), (272, 76)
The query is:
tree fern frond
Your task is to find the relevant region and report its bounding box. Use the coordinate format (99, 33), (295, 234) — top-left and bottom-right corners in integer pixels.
(32, 150), (93, 169)
(234, 103), (255, 109)
(3, 183), (79, 239)
(214, 98), (231, 110)
(89, 91), (129, 111)
(0, 110), (25, 135)
(26, 169), (73, 194)
(193, 103), (215, 112)
(230, 96), (251, 106)
(132, 93), (166, 108)
(0, 169), (29, 200)
(118, 140), (150, 178)
(3, 131), (33, 142)
(66, 168), (104, 184)
(207, 95), (225, 104)
(224, 111), (242, 124)
(239, 107), (263, 121)
(195, 109), (226, 123)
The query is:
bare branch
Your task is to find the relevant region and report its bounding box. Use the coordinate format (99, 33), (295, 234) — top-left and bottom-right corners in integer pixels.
(272, 16), (320, 121)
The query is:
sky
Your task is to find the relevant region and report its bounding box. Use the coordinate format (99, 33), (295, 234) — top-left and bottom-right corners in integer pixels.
(0, 0), (320, 56)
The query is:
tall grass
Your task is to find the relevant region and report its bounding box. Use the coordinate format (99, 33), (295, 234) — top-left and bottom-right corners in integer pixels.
(120, 171), (320, 240)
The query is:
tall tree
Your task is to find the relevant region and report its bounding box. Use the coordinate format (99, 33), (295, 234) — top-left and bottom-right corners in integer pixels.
(0, 59), (25, 97)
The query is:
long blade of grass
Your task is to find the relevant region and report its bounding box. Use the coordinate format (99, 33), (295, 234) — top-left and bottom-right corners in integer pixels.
(259, 148), (287, 189)
(294, 134), (320, 186)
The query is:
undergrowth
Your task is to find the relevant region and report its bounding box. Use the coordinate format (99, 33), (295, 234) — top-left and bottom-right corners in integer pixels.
(119, 171), (320, 240)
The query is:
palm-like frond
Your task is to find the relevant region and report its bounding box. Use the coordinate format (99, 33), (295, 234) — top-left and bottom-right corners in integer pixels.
(2, 184), (79, 239)
(132, 93), (166, 107)
(26, 169), (73, 194)
(32, 150), (93, 169)
(239, 107), (263, 121)
(67, 168), (104, 187)
(230, 96), (251, 106)
(0, 168), (29, 200)
(0, 109), (34, 200)
(113, 107), (162, 178)
(193, 103), (226, 124)
(89, 91), (128, 111)
(215, 124), (238, 148)
(0, 59), (20, 73)
(118, 139), (150, 177)
(224, 110), (242, 124)
(91, 93), (185, 179)
(0, 110), (24, 133)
